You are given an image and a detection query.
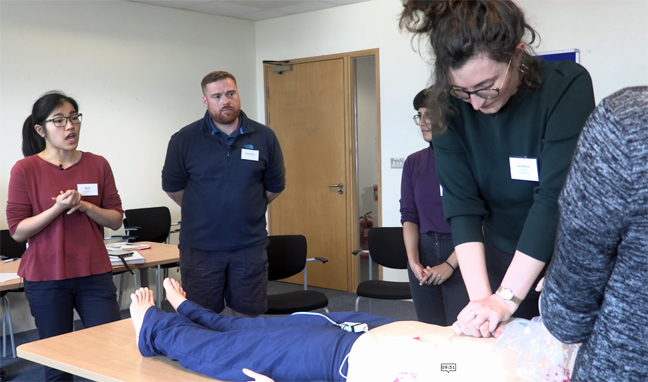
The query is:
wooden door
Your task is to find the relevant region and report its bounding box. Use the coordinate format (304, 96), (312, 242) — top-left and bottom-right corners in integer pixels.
(265, 58), (352, 291)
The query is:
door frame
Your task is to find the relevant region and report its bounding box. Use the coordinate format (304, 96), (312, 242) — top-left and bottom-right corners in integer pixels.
(263, 48), (381, 292)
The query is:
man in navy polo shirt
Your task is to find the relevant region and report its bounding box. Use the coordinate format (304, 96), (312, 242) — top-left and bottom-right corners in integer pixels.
(162, 71), (285, 317)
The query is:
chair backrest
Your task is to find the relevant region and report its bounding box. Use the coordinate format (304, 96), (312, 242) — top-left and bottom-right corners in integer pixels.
(266, 235), (307, 281)
(367, 227), (408, 269)
(124, 207), (172, 243)
(1, 229), (27, 258)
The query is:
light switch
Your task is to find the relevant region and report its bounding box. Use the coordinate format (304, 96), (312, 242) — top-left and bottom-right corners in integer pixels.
(390, 158), (405, 169)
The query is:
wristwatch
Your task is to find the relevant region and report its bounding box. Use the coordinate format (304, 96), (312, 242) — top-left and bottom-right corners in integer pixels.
(496, 286), (522, 305)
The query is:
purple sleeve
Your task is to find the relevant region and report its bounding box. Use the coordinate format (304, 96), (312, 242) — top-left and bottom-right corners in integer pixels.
(400, 156), (419, 226)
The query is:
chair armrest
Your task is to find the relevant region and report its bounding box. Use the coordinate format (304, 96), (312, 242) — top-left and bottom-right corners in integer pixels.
(306, 257), (328, 264)
(302, 257), (328, 290)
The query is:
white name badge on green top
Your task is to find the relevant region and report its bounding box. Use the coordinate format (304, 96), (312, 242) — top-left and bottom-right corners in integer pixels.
(509, 157), (539, 182)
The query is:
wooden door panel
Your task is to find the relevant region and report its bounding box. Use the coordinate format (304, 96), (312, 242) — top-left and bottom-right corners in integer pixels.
(266, 59), (349, 290)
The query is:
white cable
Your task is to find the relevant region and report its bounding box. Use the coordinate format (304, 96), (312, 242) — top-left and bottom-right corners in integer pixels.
(339, 352), (350, 379)
(291, 312), (355, 379)
(291, 311), (339, 327)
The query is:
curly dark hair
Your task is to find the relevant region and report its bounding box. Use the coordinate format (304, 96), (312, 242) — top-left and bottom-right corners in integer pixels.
(400, 0), (542, 133)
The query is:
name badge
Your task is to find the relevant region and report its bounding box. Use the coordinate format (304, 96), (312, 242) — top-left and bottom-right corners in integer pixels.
(77, 183), (99, 196)
(509, 157), (539, 182)
(440, 185), (444, 196)
(241, 149), (259, 161)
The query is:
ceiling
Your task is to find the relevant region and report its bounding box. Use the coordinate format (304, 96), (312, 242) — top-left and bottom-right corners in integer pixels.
(127, 0), (371, 21)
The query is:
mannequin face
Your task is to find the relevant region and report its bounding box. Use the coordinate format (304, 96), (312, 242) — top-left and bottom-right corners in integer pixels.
(448, 54), (518, 114)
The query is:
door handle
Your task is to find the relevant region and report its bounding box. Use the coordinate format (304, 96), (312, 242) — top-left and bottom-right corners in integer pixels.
(327, 183), (344, 194)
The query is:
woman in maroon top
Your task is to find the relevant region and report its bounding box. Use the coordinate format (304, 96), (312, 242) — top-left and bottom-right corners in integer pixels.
(6, 92), (123, 382)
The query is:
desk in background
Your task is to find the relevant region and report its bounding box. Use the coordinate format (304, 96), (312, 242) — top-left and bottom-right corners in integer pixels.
(0, 242), (179, 304)
(0, 257), (21, 291)
(17, 318), (219, 382)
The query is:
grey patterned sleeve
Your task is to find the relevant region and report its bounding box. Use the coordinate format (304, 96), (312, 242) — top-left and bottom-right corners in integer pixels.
(541, 87), (648, 344)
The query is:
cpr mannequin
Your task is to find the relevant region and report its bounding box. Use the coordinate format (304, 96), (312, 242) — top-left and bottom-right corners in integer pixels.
(346, 320), (518, 382)
(131, 279), (524, 382)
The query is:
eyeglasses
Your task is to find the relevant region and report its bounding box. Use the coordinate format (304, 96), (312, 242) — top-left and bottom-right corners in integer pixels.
(43, 114), (83, 127)
(449, 59), (512, 100)
(413, 113), (432, 126)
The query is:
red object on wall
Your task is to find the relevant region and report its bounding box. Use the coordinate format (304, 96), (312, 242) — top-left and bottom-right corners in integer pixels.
(359, 212), (373, 251)
(373, 184), (378, 201)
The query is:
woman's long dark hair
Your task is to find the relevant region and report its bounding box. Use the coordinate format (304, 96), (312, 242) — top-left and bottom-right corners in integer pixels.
(400, 0), (542, 134)
(22, 92), (79, 157)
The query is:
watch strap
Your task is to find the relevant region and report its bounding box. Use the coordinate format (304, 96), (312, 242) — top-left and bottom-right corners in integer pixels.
(497, 286), (522, 305)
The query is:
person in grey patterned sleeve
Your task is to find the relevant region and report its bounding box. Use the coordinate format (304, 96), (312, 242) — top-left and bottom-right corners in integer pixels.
(541, 86), (648, 382)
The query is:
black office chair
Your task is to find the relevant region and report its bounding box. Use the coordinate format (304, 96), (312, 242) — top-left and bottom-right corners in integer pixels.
(123, 207), (180, 244)
(1, 229), (27, 358)
(123, 207), (180, 305)
(353, 227), (412, 312)
(265, 235), (329, 314)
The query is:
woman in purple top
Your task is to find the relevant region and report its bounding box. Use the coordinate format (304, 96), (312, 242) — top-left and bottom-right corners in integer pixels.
(400, 89), (469, 326)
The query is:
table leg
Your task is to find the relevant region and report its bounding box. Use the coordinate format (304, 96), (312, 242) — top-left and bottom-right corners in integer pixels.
(139, 268), (149, 288)
(156, 265), (161, 308)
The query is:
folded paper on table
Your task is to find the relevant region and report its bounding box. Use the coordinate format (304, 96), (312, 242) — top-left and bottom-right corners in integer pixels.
(109, 251), (146, 267)
(0, 273), (20, 283)
(106, 242), (152, 251)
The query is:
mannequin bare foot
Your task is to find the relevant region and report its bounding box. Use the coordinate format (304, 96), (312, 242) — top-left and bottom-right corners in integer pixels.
(163, 277), (187, 312)
(130, 287), (155, 346)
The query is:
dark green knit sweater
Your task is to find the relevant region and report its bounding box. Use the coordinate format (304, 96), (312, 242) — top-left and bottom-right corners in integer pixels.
(434, 60), (595, 261)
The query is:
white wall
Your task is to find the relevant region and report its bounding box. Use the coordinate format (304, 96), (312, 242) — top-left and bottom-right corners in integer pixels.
(1, 1), (258, 227)
(0, 0), (257, 332)
(255, 0), (648, 281)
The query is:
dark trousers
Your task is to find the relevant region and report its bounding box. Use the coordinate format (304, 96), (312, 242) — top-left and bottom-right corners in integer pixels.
(139, 301), (395, 382)
(24, 272), (121, 381)
(179, 242), (269, 315)
(407, 232), (470, 326)
(484, 239), (545, 319)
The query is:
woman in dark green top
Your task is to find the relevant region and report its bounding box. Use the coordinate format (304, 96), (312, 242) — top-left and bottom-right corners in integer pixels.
(400, 0), (595, 338)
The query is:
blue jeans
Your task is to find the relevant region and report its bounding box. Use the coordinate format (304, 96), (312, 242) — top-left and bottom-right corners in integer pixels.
(407, 232), (470, 326)
(139, 301), (395, 382)
(24, 272), (121, 381)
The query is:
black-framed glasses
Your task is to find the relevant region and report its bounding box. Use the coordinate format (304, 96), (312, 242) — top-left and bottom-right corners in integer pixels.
(449, 59), (512, 100)
(413, 113), (432, 126)
(43, 114), (83, 127)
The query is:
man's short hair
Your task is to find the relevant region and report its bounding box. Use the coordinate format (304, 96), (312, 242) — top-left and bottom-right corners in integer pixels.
(201, 71), (237, 92)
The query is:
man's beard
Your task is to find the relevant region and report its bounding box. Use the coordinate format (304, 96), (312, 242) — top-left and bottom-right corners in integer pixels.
(212, 107), (240, 125)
